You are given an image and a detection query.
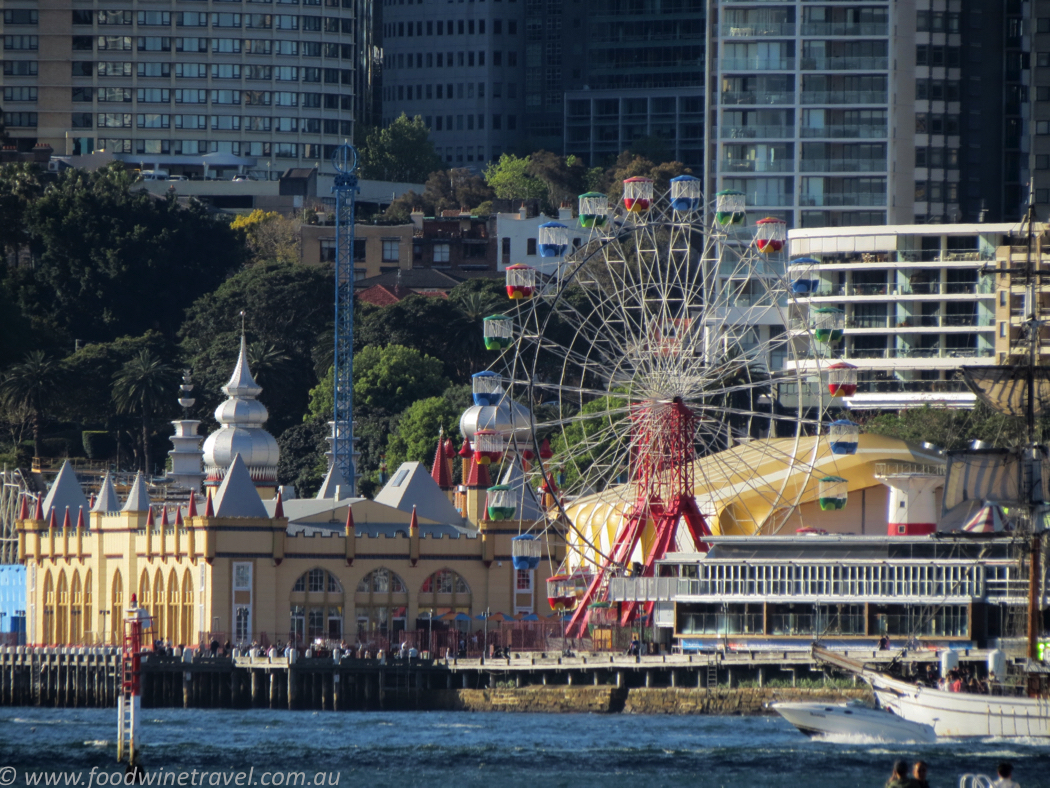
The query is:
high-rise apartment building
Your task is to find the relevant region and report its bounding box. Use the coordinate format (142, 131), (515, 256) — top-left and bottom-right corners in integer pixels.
(0, 0), (373, 176)
(706, 0), (1032, 229)
(378, 0), (526, 169)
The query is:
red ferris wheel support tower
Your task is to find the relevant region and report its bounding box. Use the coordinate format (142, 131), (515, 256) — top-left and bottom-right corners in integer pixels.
(565, 397), (711, 638)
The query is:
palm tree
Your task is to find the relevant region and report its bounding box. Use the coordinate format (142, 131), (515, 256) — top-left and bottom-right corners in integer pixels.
(112, 350), (177, 475)
(0, 350), (65, 459)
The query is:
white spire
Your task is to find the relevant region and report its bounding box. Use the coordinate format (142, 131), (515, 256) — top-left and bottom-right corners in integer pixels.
(122, 471), (151, 512)
(92, 471), (120, 513)
(223, 334), (263, 399)
(202, 329), (279, 487)
(213, 453), (268, 518)
(41, 460), (89, 519)
(316, 463), (349, 499)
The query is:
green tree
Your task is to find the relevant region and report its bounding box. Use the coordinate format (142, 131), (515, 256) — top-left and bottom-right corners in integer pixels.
(446, 279), (506, 378)
(483, 153), (548, 201)
(112, 349), (178, 474)
(380, 168), (495, 223)
(358, 114), (444, 183)
(0, 350), (65, 458)
(526, 151), (588, 212)
(355, 293), (458, 369)
(0, 162), (42, 264)
(276, 419), (329, 497)
(384, 395), (463, 471)
(180, 262), (332, 437)
(15, 163), (245, 343)
(230, 209), (301, 264)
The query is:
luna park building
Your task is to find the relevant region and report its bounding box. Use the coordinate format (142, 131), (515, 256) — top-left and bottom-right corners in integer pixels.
(14, 338), (563, 649)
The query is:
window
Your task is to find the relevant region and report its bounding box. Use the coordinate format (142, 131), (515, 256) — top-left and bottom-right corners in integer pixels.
(3, 112), (37, 127)
(139, 36), (171, 51)
(137, 88), (170, 103)
(4, 10), (38, 24)
(3, 87), (37, 102)
(137, 113), (170, 129)
(98, 61), (132, 77)
(421, 569), (470, 595)
(176, 63), (206, 78)
(4, 35), (39, 50)
(382, 239), (399, 262)
(516, 569), (533, 591)
(98, 10), (132, 25)
(138, 62), (171, 77)
(97, 35), (132, 50)
(1038, 121), (1050, 135)
(1038, 155), (1050, 170)
(234, 563), (252, 590)
(138, 11), (171, 25)
(526, 238), (537, 255)
(356, 568), (406, 594)
(5, 60), (37, 76)
(433, 243), (450, 263)
(97, 112), (132, 128)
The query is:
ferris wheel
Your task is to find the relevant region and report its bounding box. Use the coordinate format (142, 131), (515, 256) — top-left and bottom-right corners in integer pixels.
(477, 177), (829, 636)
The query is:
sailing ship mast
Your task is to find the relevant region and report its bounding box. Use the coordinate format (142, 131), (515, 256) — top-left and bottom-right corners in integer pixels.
(967, 199), (1049, 660)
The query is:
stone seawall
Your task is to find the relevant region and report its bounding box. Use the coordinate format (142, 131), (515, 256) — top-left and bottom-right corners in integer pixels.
(416, 687), (872, 714)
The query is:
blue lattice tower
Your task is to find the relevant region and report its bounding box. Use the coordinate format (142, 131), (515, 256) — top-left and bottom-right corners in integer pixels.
(331, 143), (359, 490)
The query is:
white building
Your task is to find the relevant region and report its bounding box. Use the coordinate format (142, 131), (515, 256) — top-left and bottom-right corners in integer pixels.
(787, 222), (1014, 410)
(494, 204), (588, 276)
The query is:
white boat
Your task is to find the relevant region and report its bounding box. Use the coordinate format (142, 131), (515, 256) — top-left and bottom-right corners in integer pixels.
(772, 700), (937, 742)
(815, 646), (1050, 738)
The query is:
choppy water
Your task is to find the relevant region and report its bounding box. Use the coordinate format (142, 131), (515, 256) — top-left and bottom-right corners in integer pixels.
(0, 708), (1047, 788)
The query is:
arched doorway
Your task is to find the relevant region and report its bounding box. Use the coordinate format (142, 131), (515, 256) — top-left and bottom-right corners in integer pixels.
(289, 568), (345, 647)
(110, 571), (123, 645)
(42, 571), (54, 645)
(354, 568), (408, 645)
(55, 572), (68, 645)
(180, 569), (193, 646)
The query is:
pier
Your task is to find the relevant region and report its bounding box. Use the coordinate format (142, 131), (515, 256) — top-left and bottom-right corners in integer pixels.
(0, 645), (996, 710)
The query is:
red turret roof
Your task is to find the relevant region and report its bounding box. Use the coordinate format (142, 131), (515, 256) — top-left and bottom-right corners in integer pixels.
(48, 508), (58, 530)
(187, 490), (198, 517)
(32, 497), (43, 521)
(174, 507), (184, 527)
(465, 455), (491, 488)
(160, 506), (169, 527)
(539, 437), (553, 460)
(17, 495), (27, 521)
(409, 505), (418, 532)
(344, 505), (355, 534)
(458, 439), (472, 458)
(204, 490), (214, 517)
(431, 436), (453, 488)
(274, 490), (284, 518)
(61, 507), (71, 531)
(75, 507), (86, 531)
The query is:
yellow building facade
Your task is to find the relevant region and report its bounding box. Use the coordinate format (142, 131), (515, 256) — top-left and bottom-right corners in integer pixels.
(16, 467), (562, 648)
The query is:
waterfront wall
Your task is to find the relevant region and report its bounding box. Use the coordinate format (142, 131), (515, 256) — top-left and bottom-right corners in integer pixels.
(429, 687), (873, 714)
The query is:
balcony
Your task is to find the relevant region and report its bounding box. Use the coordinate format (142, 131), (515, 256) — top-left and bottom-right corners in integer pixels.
(721, 90), (794, 105)
(798, 192), (887, 207)
(800, 90), (888, 105)
(787, 341), (995, 361)
(721, 125), (794, 139)
(719, 158), (795, 173)
(721, 57), (795, 71)
(719, 23), (797, 36)
(800, 56), (889, 70)
(742, 192), (795, 207)
(800, 124), (887, 138)
(799, 158), (887, 172)
(799, 22), (889, 36)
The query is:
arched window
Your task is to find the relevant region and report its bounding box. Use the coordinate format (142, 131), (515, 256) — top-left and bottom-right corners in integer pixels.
(354, 568), (408, 643)
(357, 568), (405, 593)
(153, 569), (165, 641)
(421, 569), (470, 595)
(55, 572), (68, 645)
(138, 570), (150, 613)
(418, 568), (472, 623)
(180, 569), (193, 647)
(83, 570), (92, 644)
(69, 573), (82, 644)
(289, 568), (345, 647)
(42, 570), (54, 646)
(166, 569), (179, 645)
(110, 571), (123, 645)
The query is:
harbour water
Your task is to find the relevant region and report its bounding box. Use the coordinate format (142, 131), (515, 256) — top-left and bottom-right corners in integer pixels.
(0, 707), (1048, 788)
